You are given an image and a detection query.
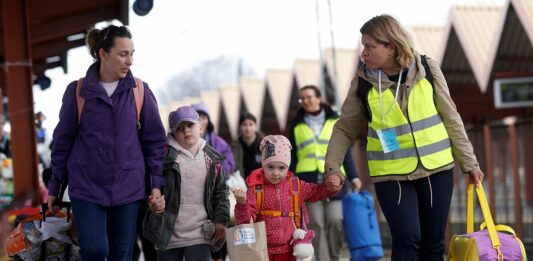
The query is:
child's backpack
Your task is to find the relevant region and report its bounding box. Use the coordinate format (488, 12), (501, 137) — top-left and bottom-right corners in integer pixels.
(75, 77), (144, 127)
(254, 176), (302, 228)
(342, 190), (383, 261)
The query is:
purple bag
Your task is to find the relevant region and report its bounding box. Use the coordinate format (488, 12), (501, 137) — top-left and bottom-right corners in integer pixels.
(449, 185), (526, 261)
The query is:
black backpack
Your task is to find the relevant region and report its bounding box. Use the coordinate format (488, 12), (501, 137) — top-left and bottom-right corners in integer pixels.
(356, 55), (433, 122)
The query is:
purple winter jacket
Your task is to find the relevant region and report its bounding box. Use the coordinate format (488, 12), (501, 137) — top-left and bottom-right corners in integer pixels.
(49, 62), (166, 206)
(206, 132), (235, 175)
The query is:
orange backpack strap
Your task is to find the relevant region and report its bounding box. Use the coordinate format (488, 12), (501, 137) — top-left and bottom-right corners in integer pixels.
(76, 78), (85, 125)
(290, 176), (301, 228)
(76, 77), (145, 127)
(132, 77), (145, 125)
(255, 184), (264, 213)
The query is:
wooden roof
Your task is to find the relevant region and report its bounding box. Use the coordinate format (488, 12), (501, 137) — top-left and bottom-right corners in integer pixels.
(0, 0), (128, 76)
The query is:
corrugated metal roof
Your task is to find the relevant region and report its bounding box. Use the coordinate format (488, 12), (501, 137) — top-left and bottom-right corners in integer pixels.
(489, 0), (533, 79)
(240, 76), (266, 127)
(512, 0), (533, 45)
(265, 69), (293, 131)
(407, 26), (446, 63)
(219, 84), (241, 140)
(200, 90), (221, 132)
(293, 59), (321, 88)
(448, 4), (503, 92)
(324, 48), (358, 103)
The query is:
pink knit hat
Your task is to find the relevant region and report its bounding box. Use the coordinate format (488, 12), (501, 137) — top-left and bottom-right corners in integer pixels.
(260, 135), (292, 167)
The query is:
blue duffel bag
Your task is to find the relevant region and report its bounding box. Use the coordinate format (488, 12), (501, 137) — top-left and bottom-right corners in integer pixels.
(342, 190), (383, 261)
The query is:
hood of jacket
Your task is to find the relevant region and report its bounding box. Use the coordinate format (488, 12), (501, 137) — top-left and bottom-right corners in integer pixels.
(293, 103), (338, 124)
(245, 168), (295, 187)
(356, 51), (428, 91)
(166, 133), (207, 160)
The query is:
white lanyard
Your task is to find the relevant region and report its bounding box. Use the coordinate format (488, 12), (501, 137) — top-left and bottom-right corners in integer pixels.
(378, 69), (403, 129)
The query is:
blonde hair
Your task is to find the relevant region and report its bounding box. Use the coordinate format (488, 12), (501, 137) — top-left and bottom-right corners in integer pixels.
(360, 14), (414, 68)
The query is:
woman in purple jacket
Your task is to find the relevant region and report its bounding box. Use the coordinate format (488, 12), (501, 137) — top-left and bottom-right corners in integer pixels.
(47, 25), (166, 261)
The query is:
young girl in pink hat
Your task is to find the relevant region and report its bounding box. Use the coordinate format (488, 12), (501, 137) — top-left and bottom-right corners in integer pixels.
(233, 135), (343, 261)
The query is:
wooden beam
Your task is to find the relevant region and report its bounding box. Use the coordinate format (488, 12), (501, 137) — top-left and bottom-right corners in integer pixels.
(483, 125), (495, 217)
(2, 0), (40, 202)
(31, 38), (85, 60)
(30, 8), (117, 44)
(27, 0), (117, 21)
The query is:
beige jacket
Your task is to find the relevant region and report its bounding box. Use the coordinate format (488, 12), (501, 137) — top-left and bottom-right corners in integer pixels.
(325, 52), (479, 183)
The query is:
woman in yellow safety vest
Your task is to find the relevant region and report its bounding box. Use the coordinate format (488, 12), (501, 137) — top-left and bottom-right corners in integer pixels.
(325, 14), (484, 261)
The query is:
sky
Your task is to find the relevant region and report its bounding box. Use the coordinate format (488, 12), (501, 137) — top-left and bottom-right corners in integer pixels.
(31, 0), (505, 137)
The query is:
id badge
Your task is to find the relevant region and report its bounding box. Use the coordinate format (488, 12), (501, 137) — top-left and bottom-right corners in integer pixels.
(376, 128), (400, 153)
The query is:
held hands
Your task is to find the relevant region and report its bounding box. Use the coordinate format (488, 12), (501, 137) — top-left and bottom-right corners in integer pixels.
(325, 171), (345, 192)
(467, 169), (484, 187)
(148, 188), (165, 213)
(213, 223), (226, 243)
(233, 188), (247, 205)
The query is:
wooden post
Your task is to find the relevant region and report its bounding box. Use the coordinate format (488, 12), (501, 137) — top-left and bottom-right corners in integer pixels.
(508, 123), (523, 238)
(483, 125), (495, 217)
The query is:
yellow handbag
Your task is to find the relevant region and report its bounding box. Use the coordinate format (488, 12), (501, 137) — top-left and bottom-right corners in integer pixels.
(449, 184), (526, 261)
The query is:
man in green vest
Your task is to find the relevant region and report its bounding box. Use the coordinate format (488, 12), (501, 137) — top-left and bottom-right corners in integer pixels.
(289, 85), (362, 261)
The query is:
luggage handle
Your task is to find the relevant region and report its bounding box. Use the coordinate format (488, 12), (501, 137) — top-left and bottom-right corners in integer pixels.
(41, 202), (71, 222)
(479, 222), (517, 236)
(467, 184), (503, 260)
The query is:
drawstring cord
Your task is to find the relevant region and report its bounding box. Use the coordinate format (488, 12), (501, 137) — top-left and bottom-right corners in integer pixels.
(397, 181), (402, 205)
(428, 176), (433, 208)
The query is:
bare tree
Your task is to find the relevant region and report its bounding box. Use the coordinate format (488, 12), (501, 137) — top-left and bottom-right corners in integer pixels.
(158, 55), (256, 104)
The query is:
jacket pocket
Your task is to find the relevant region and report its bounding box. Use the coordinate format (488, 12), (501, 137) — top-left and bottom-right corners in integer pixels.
(142, 212), (164, 245)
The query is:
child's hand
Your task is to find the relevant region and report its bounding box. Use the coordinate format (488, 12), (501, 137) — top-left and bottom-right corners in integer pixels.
(233, 188), (247, 204)
(148, 189), (165, 213)
(325, 172), (344, 192)
(213, 223), (226, 243)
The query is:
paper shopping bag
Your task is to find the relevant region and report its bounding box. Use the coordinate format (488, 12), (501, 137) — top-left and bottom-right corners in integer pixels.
(226, 220), (269, 261)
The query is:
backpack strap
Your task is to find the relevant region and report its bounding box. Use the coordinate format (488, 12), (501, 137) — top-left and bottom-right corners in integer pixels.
(254, 177), (302, 228)
(76, 77), (145, 127)
(255, 184), (264, 213)
(76, 78), (85, 125)
(290, 176), (301, 229)
(420, 55), (433, 87)
(356, 77), (373, 122)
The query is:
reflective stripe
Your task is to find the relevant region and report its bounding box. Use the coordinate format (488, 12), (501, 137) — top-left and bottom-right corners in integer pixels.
(368, 114), (443, 139)
(418, 138), (451, 157)
(368, 138), (451, 161)
(297, 138), (315, 151)
(304, 154), (325, 161)
(318, 139), (329, 144)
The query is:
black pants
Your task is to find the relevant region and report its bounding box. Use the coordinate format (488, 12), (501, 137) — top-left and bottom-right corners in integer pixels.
(157, 244), (211, 261)
(374, 169), (453, 261)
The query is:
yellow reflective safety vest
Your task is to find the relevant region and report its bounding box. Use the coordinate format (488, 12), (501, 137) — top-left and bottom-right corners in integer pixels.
(294, 119), (346, 175)
(365, 77), (454, 177)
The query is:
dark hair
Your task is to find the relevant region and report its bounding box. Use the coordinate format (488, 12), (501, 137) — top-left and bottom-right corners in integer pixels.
(198, 111), (214, 133)
(300, 85), (322, 98)
(239, 112), (257, 125)
(87, 25), (132, 61)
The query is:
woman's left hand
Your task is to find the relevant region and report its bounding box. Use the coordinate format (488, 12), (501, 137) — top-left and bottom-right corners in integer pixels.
(467, 169), (484, 187)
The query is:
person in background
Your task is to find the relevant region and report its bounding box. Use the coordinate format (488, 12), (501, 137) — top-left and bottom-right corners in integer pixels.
(231, 112), (263, 179)
(325, 14), (484, 260)
(48, 25), (166, 260)
(142, 105), (229, 261)
(192, 102), (235, 176)
(289, 85), (362, 261)
(0, 114), (11, 158)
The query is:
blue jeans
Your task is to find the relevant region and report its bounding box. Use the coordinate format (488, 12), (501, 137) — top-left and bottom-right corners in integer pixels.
(70, 197), (140, 261)
(374, 169), (453, 261)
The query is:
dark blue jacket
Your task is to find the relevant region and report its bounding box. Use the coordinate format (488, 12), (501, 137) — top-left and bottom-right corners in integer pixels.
(49, 62), (166, 206)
